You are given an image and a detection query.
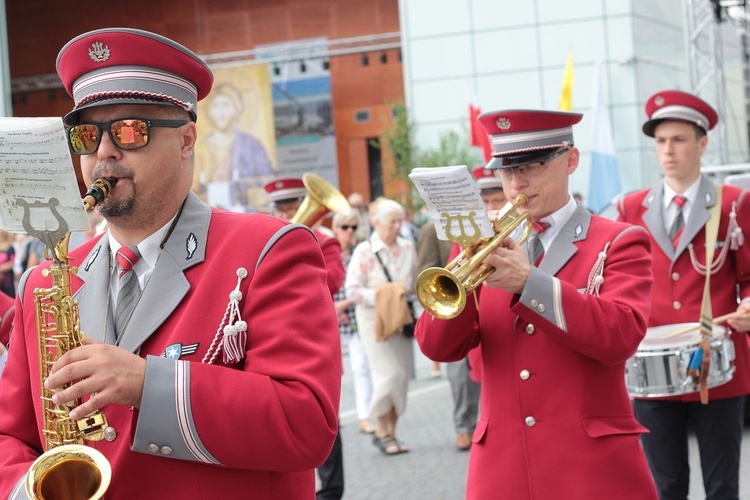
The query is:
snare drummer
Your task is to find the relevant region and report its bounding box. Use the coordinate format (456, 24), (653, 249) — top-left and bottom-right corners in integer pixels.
(416, 110), (658, 499)
(617, 90), (750, 500)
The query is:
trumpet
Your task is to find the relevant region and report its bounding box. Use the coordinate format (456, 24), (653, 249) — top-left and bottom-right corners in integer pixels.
(415, 194), (531, 320)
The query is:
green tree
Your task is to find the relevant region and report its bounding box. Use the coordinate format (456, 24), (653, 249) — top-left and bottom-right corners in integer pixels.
(418, 129), (482, 168)
(376, 101), (483, 216)
(375, 100), (419, 208)
(413, 130), (483, 216)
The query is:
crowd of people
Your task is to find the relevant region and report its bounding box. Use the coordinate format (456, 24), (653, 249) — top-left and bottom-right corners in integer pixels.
(0, 25), (748, 500)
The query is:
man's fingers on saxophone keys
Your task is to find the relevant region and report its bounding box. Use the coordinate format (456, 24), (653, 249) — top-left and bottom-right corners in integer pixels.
(69, 397), (103, 421)
(48, 373), (94, 405)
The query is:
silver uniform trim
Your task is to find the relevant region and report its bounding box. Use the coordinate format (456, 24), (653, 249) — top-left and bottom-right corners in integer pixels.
(256, 223), (314, 272)
(552, 277), (567, 332)
(175, 360), (220, 465)
(73, 68), (198, 100)
(491, 127), (574, 155)
(651, 104), (708, 128)
(9, 475), (26, 500)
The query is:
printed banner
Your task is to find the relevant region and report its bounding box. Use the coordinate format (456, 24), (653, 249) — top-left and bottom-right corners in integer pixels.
(193, 63), (277, 212)
(260, 38), (339, 189)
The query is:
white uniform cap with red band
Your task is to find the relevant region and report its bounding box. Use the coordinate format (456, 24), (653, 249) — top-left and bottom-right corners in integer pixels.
(471, 166), (503, 191)
(263, 178), (308, 204)
(642, 90), (718, 137)
(477, 110), (583, 169)
(56, 27), (213, 125)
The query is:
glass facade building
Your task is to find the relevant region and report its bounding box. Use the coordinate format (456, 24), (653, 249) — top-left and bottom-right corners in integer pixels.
(398, 0), (750, 200)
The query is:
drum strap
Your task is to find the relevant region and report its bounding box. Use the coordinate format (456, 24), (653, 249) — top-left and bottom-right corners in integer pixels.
(695, 185), (722, 404)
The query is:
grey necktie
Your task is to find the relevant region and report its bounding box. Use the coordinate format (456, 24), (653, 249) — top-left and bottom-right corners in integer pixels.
(115, 246), (141, 337)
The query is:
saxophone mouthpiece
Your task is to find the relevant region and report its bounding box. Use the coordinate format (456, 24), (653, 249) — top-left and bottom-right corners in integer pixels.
(83, 178), (117, 211)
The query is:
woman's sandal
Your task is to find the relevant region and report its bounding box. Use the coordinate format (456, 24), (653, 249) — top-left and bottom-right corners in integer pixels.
(373, 434), (401, 456)
(396, 439), (409, 453)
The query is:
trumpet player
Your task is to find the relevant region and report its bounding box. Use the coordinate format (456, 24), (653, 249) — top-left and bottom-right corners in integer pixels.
(415, 110), (657, 499)
(0, 28), (341, 499)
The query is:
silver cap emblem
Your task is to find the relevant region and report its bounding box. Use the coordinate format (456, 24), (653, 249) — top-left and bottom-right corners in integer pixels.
(496, 117), (511, 130)
(88, 41), (110, 63)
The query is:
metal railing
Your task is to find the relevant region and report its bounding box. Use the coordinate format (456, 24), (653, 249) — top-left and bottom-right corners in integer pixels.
(9, 31), (402, 94)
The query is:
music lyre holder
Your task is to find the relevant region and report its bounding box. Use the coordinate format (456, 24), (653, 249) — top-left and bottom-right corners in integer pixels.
(443, 211), (482, 248)
(16, 198), (70, 263)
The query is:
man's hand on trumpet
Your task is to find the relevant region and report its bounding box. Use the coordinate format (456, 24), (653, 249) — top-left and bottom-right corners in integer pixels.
(483, 207), (532, 295)
(482, 237), (531, 295)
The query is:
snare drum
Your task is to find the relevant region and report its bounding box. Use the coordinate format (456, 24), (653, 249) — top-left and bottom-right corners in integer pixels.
(625, 323), (735, 398)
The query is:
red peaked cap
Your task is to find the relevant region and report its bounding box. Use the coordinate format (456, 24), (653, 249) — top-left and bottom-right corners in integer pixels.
(642, 90), (718, 137)
(264, 178), (308, 204)
(57, 28), (214, 125)
(471, 166), (503, 191)
(478, 110), (583, 169)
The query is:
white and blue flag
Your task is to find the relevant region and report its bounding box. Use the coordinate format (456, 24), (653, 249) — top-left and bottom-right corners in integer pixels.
(588, 61), (622, 214)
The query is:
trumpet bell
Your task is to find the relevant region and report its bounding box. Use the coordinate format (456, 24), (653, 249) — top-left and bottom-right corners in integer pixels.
(26, 444), (111, 500)
(290, 173), (351, 227)
(415, 267), (466, 320)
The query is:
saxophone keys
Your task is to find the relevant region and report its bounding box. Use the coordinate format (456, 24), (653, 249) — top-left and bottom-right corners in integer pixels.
(76, 411), (108, 441)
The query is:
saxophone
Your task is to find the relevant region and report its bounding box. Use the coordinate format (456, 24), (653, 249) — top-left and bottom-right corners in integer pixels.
(22, 179), (115, 500)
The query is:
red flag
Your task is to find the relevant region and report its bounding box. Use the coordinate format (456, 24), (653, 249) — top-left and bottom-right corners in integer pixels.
(469, 103), (492, 162)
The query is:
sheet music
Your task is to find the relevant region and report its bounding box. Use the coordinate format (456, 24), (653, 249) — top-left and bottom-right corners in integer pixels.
(0, 117), (88, 233)
(409, 165), (494, 242)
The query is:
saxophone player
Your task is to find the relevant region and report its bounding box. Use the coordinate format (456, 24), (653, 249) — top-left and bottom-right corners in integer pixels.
(0, 28), (341, 499)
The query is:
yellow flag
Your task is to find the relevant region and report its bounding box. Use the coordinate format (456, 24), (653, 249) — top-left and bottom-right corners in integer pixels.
(559, 50), (574, 111)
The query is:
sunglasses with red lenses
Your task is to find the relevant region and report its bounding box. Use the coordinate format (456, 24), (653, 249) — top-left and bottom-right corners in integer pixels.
(67, 118), (188, 155)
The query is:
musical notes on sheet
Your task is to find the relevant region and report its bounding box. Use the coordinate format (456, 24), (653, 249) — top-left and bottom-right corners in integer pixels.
(0, 117), (88, 232)
(409, 165), (494, 242)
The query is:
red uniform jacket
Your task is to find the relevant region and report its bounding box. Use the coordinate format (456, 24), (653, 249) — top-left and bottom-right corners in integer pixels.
(617, 177), (750, 401)
(0, 193), (341, 499)
(0, 290), (14, 347)
(314, 228), (345, 295)
(416, 205), (657, 499)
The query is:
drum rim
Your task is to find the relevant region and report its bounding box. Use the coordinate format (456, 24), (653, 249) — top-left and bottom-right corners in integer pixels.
(642, 322), (727, 349)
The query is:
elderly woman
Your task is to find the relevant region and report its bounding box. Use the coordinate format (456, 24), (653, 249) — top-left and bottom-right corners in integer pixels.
(345, 198), (418, 456)
(332, 211), (376, 435)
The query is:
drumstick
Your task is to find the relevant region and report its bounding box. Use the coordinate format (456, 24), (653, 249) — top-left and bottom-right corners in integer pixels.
(660, 312), (741, 339)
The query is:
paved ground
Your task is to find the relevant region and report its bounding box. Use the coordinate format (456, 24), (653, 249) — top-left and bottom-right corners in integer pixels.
(329, 341), (750, 499)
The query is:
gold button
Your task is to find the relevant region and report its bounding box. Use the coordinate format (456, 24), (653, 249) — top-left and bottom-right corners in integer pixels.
(672, 272), (680, 281)
(530, 299), (539, 308)
(160, 446), (173, 455)
(526, 324), (535, 334)
(538, 304), (545, 313)
(673, 301), (681, 310)
(520, 370), (530, 380)
(148, 444), (159, 453)
(104, 427), (117, 442)
(525, 416), (536, 427)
